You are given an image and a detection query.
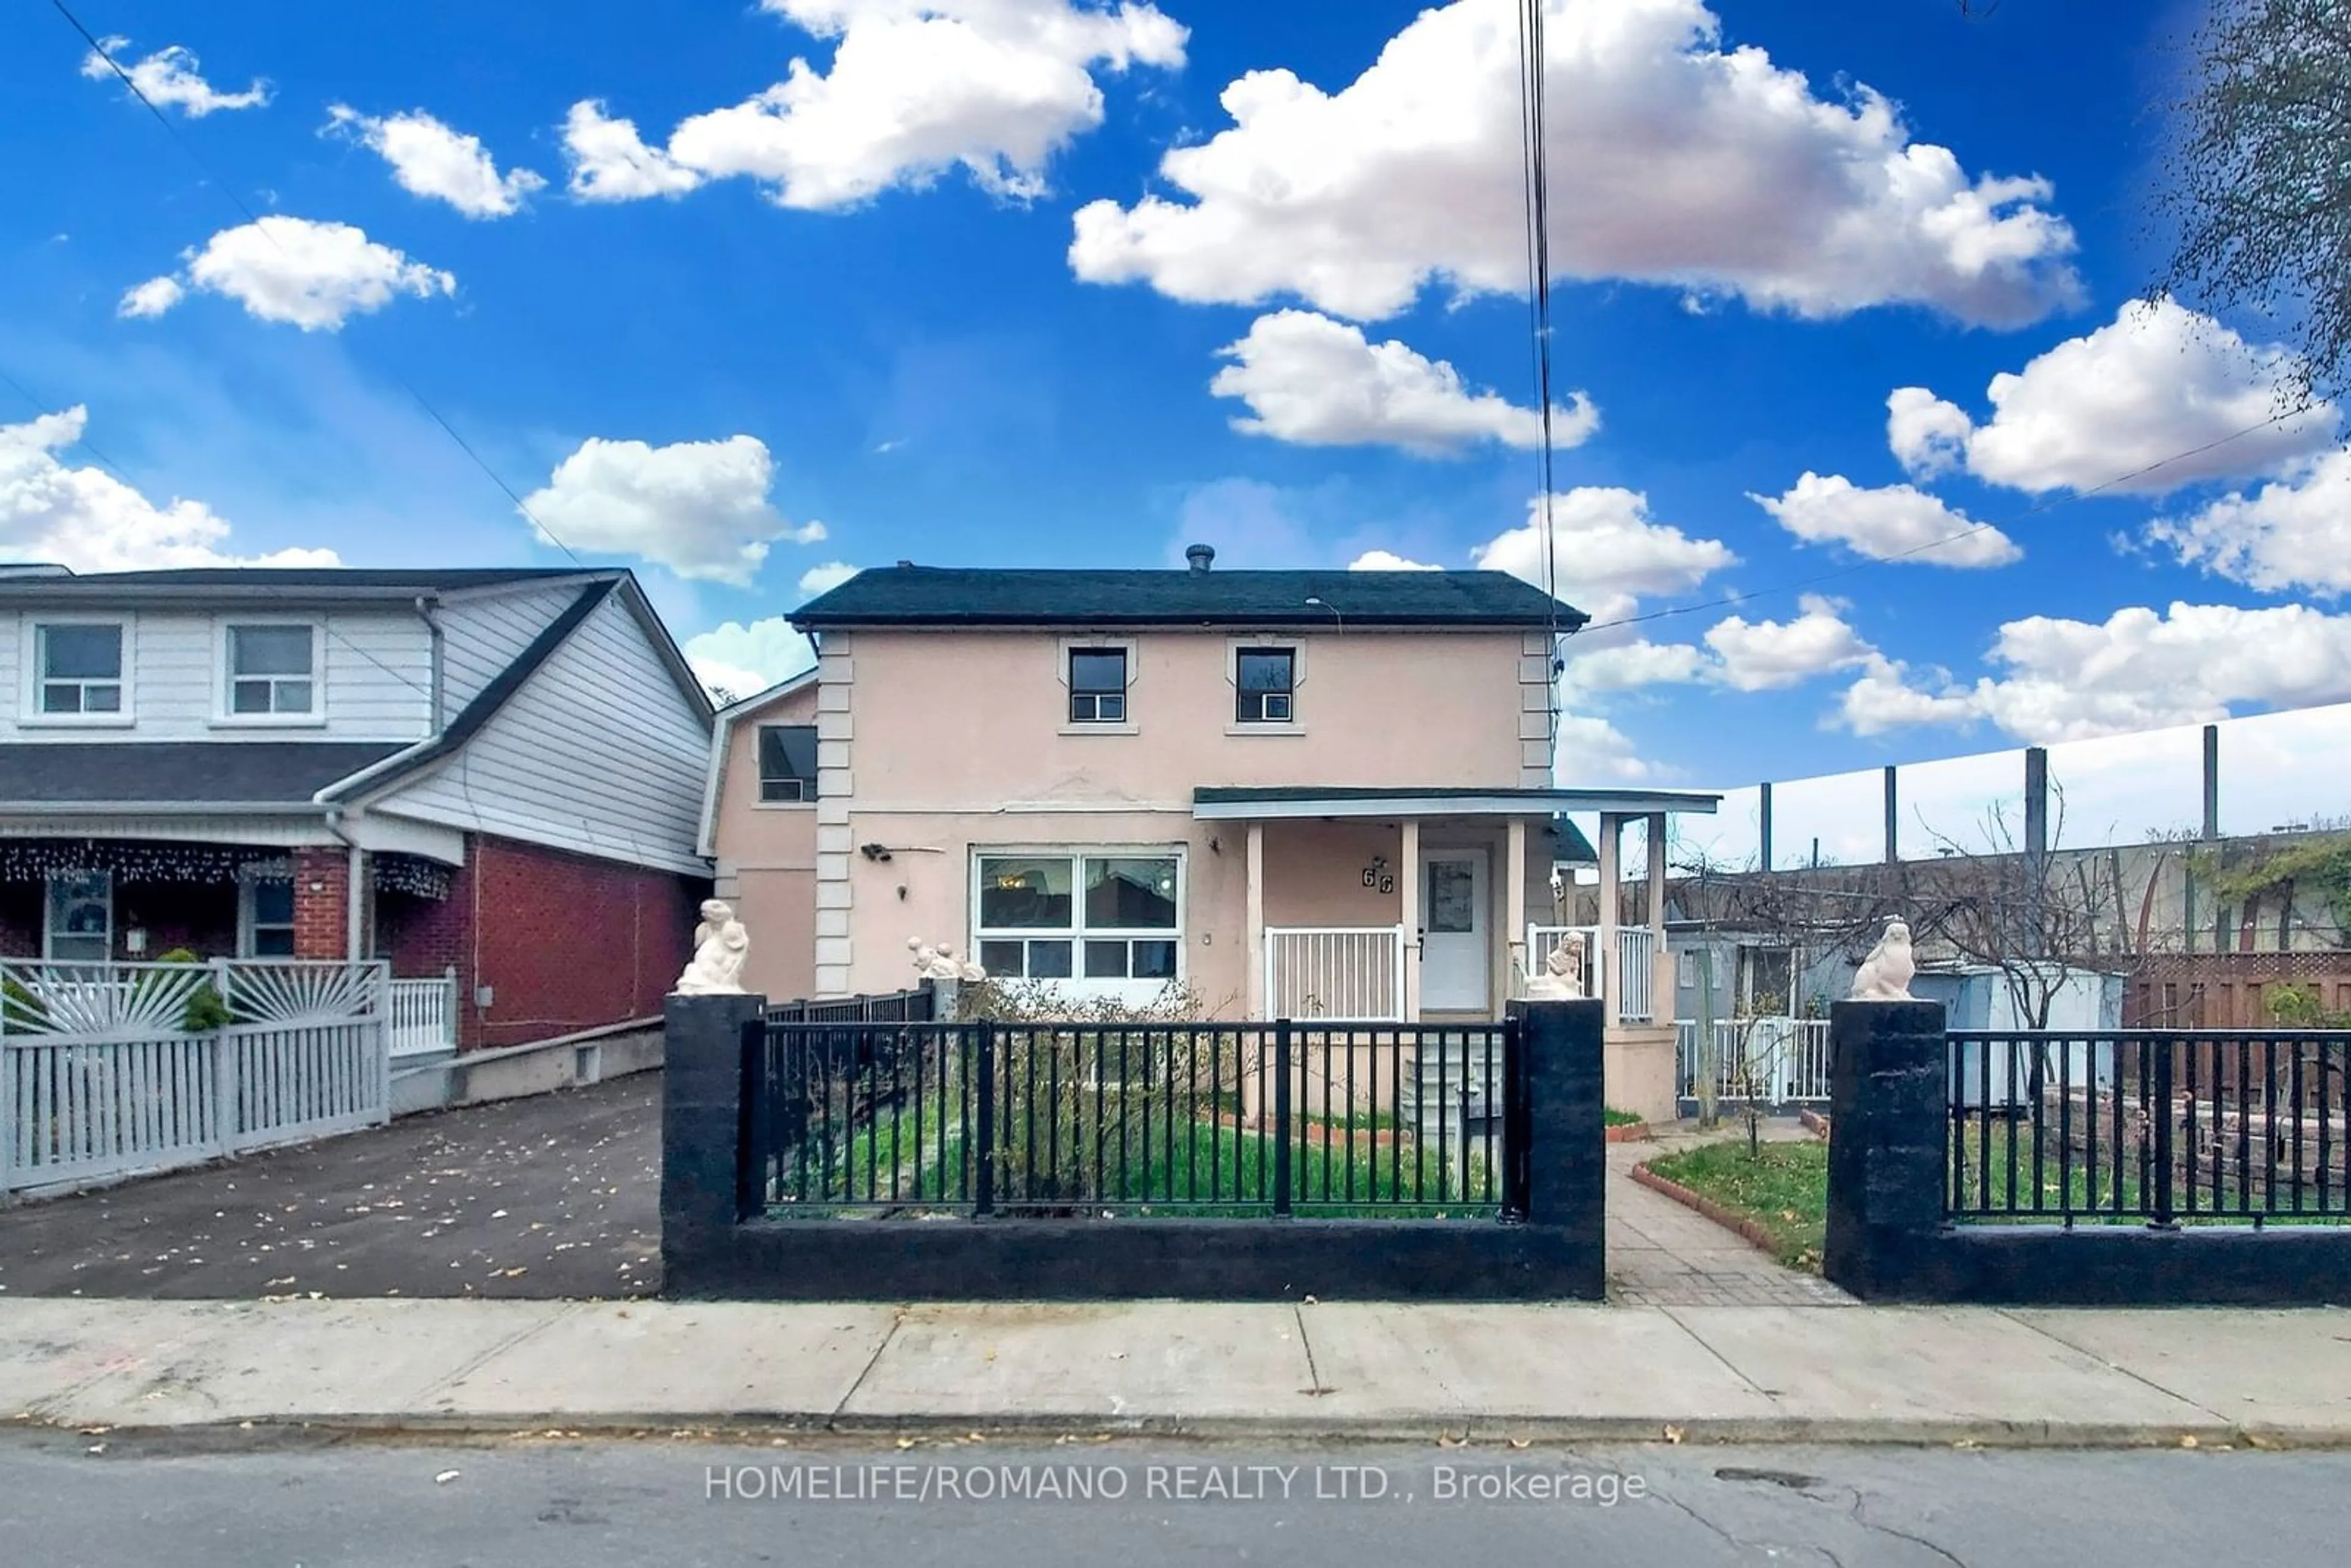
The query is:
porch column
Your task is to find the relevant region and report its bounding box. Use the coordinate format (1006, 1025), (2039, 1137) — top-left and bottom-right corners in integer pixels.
(1646, 812), (1670, 1023)
(1595, 813), (1621, 1027)
(1505, 816), (1528, 991)
(292, 846), (352, 960)
(1245, 820), (1265, 1020)
(1399, 817), (1421, 1021)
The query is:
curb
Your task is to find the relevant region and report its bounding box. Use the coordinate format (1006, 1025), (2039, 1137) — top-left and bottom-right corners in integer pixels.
(1796, 1108), (1831, 1141)
(1604, 1122), (1654, 1144)
(6, 1408), (2334, 1452)
(1627, 1162), (1784, 1259)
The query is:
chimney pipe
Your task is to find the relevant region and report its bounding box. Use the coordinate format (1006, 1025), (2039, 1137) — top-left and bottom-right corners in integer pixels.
(1185, 543), (1215, 572)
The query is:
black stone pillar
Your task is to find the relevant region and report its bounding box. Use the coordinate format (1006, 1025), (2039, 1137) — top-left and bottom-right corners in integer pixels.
(660, 992), (765, 1296)
(1521, 997), (1605, 1296)
(1823, 999), (1948, 1299)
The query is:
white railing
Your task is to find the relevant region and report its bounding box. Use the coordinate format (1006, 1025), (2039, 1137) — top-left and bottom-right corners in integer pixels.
(388, 973), (458, 1057)
(1524, 925), (1657, 1022)
(1674, 1016), (1834, 1105)
(1264, 926), (1406, 1021)
(2, 959), (391, 1197)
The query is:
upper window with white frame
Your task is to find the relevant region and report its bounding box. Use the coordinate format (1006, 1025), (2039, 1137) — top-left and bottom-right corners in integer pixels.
(973, 852), (1181, 988)
(1234, 646), (1295, 724)
(1067, 647), (1128, 724)
(756, 724), (818, 803)
(223, 622), (319, 718)
(32, 621), (127, 719)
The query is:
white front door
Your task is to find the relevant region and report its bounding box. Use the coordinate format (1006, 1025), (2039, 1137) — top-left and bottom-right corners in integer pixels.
(1419, 850), (1488, 1013)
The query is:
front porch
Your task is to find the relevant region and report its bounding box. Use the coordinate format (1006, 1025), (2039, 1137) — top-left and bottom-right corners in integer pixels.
(1194, 790), (1715, 1124)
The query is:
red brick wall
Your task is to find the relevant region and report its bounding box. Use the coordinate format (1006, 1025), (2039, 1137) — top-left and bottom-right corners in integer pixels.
(380, 835), (707, 1051)
(0, 880), (39, 958)
(292, 847), (351, 960)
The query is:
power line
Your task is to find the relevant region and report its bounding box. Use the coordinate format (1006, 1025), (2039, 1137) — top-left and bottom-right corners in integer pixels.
(53, 4), (585, 568)
(1579, 406), (2320, 636)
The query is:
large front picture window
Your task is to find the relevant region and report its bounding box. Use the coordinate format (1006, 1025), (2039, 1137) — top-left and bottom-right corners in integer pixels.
(44, 871), (112, 962)
(975, 852), (1180, 989)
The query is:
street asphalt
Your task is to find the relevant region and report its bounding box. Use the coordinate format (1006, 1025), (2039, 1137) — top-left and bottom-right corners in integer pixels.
(0, 1075), (660, 1300)
(1, 1431), (2344, 1567)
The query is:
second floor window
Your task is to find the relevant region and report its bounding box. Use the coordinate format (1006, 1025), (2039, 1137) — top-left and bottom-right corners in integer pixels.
(1068, 647), (1128, 723)
(227, 624), (316, 716)
(1235, 647), (1295, 724)
(757, 724), (818, 802)
(36, 623), (124, 716)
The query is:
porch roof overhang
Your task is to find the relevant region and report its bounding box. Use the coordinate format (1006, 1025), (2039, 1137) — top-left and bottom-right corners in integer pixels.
(1191, 786), (1720, 822)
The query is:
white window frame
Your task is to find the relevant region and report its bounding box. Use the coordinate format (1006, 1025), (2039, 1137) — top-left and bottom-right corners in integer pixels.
(970, 846), (1185, 1002)
(1224, 637), (1305, 736)
(42, 870), (114, 962)
(20, 617), (134, 727)
(1057, 635), (1139, 735)
(238, 871), (299, 958)
(215, 617), (326, 727)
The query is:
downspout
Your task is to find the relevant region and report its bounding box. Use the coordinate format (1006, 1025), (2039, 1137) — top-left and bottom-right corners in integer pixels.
(324, 806), (366, 961)
(414, 595), (446, 730)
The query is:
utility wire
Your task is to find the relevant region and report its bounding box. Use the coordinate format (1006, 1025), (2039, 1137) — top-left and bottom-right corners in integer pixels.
(53, 3), (585, 566)
(1578, 406), (2319, 636)
(1516, 0), (1562, 748)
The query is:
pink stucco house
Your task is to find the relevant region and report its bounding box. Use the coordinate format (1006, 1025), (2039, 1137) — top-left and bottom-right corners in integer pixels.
(698, 548), (1718, 1119)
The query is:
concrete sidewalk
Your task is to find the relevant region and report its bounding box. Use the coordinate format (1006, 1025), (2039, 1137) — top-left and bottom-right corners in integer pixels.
(6, 1295), (2350, 1449)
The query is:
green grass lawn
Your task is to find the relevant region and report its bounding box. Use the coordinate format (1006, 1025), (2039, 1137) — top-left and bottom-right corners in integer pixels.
(1603, 1106), (1644, 1128)
(1644, 1139), (1829, 1272)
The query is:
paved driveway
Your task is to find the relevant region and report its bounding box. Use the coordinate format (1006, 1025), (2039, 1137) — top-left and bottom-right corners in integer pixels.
(0, 1076), (660, 1301)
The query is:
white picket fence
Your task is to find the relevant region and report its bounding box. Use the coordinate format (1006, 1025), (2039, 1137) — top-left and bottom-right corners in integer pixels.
(1, 959), (392, 1198)
(388, 972), (458, 1057)
(1674, 1016), (1834, 1106)
(1263, 926), (1407, 1021)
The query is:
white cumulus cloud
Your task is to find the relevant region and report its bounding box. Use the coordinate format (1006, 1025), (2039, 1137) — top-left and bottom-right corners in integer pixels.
(2146, 446), (2351, 597)
(81, 37), (269, 117)
(1750, 471), (2020, 568)
(522, 434), (823, 586)
(1835, 601), (2351, 743)
(1070, 0), (2078, 324)
(1, 406), (338, 573)
(1889, 299), (2340, 496)
(1553, 712), (1662, 783)
(326, 105), (546, 219)
(1348, 549), (1441, 571)
(684, 616), (818, 702)
(564, 1), (1185, 210)
(1472, 487), (1738, 633)
(798, 561), (860, 598)
(1209, 310), (1595, 456)
(1559, 638), (1708, 693)
(1703, 595), (1877, 691)
(129, 217), (456, 331)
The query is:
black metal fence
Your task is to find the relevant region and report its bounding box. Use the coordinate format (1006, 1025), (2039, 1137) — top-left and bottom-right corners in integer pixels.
(1945, 1029), (2351, 1226)
(743, 1018), (1524, 1220)
(763, 983), (936, 1026)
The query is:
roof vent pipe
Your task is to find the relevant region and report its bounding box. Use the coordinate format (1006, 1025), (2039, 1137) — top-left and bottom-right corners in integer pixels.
(1185, 544), (1215, 572)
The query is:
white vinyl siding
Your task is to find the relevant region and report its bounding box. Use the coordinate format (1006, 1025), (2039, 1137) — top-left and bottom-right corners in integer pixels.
(0, 609), (433, 742)
(369, 591), (713, 874)
(433, 583), (582, 717)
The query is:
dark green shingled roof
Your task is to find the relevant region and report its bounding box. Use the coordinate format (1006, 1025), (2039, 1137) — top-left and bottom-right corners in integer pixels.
(791, 566), (1586, 630)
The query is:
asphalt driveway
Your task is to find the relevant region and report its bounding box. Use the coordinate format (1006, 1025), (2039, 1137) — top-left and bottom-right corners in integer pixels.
(0, 1075), (661, 1301)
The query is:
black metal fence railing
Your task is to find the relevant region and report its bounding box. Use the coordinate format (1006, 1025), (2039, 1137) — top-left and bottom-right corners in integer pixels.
(1944, 1029), (2351, 1226)
(764, 983), (937, 1026)
(742, 1019), (1524, 1220)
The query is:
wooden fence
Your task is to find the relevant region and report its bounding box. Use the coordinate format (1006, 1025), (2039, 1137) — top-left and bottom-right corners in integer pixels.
(2125, 952), (2351, 1029)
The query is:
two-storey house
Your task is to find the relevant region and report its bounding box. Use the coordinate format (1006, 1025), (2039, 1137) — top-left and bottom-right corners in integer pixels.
(700, 548), (1720, 1119)
(0, 565), (715, 1059)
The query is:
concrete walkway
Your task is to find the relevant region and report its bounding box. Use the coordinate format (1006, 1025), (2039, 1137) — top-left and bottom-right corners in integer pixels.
(7, 1294), (2351, 1447)
(1607, 1122), (1851, 1308)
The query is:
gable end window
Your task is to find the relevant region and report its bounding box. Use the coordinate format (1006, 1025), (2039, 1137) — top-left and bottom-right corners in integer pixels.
(757, 724), (819, 803)
(1235, 647), (1296, 724)
(225, 623), (318, 716)
(1067, 647), (1128, 724)
(35, 623), (126, 716)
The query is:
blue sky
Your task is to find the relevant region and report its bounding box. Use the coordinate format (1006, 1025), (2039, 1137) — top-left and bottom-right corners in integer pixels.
(7, 0), (2350, 801)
